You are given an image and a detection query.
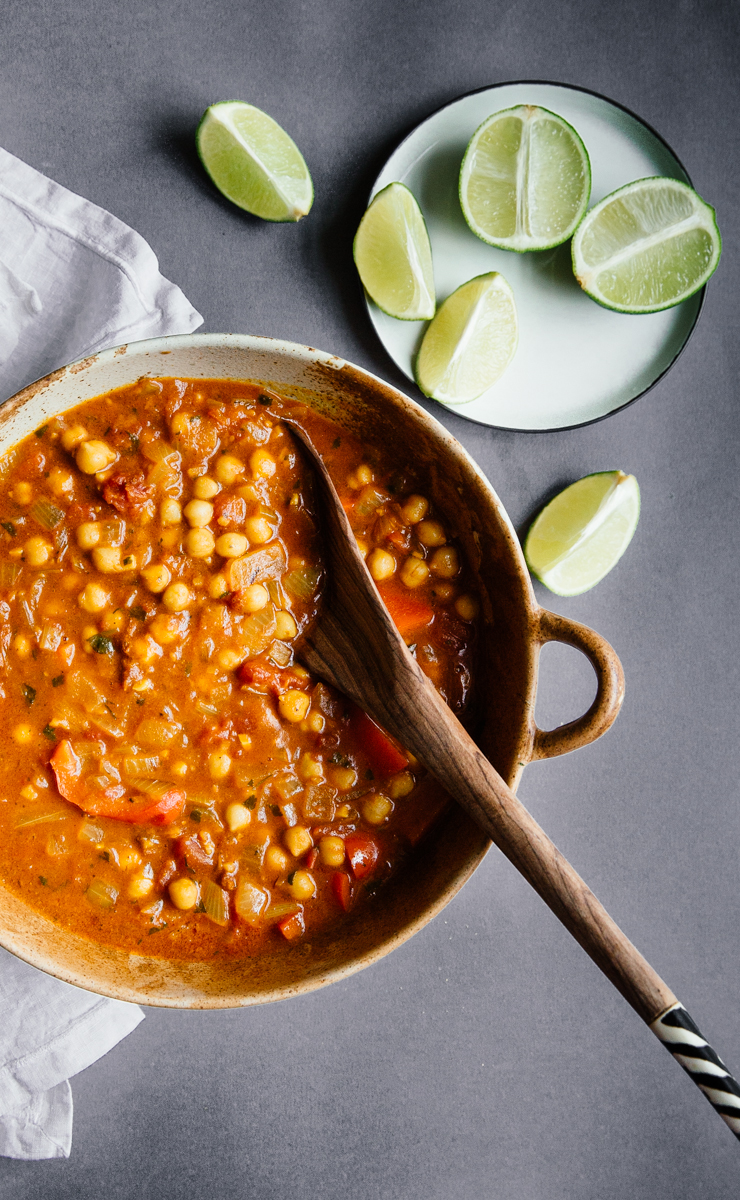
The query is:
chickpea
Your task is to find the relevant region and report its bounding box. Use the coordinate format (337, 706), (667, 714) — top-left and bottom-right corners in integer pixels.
(416, 519), (446, 547)
(244, 516), (273, 545)
(275, 610), (297, 639)
(169, 878), (198, 910)
(24, 536), (52, 567)
(264, 845), (290, 875)
(20, 783), (37, 801)
(76, 440), (117, 475)
(327, 764), (357, 791)
(48, 467), (74, 499)
(170, 412), (190, 436)
(319, 836), (345, 868)
(400, 557), (430, 589)
(193, 476), (220, 500)
(81, 623), (98, 651)
(297, 752), (323, 782)
(141, 563), (171, 593)
(249, 449), (276, 479)
(455, 594), (479, 621)
(430, 546), (460, 578)
(388, 771), (415, 800)
(208, 573), (229, 599)
(162, 582), (191, 612)
(12, 481), (33, 505)
(355, 464), (373, 485)
(208, 748), (232, 781)
(184, 499), (213, 528)
(171, 760), (188, 778)
(400, 494), (429, 525)
(306, 711), (324, 734)
(216, 647), (244, 671)
(127, 874), (154, 901)
(226, 801), (251, 832)
(366, 548), (396, 582)
(431, 582), (456, 602)
(61, 424), (87, 452)
(215, 532), (248, 558)
(238, 583), (269, 613)
(362, 794), (394, 825)
(92, 546), (129, 573)
(160, 498), (181, 525)
(76, 521), (101, 550)
(284, 826), (313, 858)
(79, 582), (110, 614)
(215, 454), (245, 485)
(149, 614), (186, 646)
(288, 870), (315, 901)
(185, 528), (215, 558)
(12, 633), (32, 658)
(13, 724), (34, 745)
(130, 634), (162, 665)
(279, 690), (311, 723)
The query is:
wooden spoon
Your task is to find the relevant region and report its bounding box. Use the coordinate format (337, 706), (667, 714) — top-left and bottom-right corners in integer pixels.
(286, 419), (740, 1142)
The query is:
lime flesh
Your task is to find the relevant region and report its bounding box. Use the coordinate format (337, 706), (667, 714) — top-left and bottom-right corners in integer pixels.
(196, 101), (313, 222)
(354, 183), (435, 320)
(572, 177), (721, 312)
(415, 272), (517, 404)
(459, 105), (591, 252)
(524, 471), (640, 596)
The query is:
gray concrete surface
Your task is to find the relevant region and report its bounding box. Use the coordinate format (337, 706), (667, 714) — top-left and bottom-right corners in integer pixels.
(1, 0), (739, 1195)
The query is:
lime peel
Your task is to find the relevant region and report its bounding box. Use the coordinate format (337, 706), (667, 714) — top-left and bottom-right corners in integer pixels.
(524, 471), (640, 596)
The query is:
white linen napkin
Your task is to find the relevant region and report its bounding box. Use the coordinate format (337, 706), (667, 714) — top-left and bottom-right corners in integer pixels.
(0, 145), (204, 1159)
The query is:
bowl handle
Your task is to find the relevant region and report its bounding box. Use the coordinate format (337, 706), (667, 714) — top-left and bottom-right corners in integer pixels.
(530, 609), (625, 761)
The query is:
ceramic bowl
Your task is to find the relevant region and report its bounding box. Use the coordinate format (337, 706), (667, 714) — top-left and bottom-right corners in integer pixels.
(0, 334), (624, 1006)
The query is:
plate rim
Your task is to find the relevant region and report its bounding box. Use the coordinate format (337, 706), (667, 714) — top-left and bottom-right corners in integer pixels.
(365, 78), (706, 434)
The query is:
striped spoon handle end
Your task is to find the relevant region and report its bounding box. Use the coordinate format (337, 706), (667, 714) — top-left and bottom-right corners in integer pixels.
(651, 1003), (740, 1138)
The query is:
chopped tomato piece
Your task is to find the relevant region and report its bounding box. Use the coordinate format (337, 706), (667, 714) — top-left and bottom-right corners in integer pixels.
(350, 707), (408, 775)
(331, 871), (352, 911)
(278, 911), (305, 940)
(50, 739), (185, 825)
(381, 589), (434, 636)
(305, 847), (319, 870)
(175, 834), (214, 869)
(344, 832), (380, 880)
(237, 661), (309, 692)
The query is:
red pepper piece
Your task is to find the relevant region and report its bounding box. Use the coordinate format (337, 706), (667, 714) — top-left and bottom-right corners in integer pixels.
(278, 911), (305, 941)
(50, 739), (185, 825)
(331, 870), (352, 911)
(350, 707), (408, 775)
(344, 832), (380, 880)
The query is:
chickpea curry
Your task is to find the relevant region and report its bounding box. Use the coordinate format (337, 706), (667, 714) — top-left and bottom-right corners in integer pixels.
(0, 378), (479, 959)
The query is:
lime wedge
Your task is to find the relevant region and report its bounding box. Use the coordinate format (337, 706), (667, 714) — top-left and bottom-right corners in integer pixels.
(524, 471), (640, 596)
(354, 183), (435, 320)
(415, 272), (517, 404)
(459, 106), (591, 252)
(572, 177), (721, 312)
(196, 101), (313, 222)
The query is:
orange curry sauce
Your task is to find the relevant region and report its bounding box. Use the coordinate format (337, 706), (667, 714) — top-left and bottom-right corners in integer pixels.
(0, 378), (478, 959)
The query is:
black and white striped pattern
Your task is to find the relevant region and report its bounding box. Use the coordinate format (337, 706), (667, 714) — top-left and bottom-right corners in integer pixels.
(651, 1002), (740, 1138)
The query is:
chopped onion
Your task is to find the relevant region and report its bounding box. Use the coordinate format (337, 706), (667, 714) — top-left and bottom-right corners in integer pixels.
(39, 623), (63, 652)
(264, 900), (299, 920)
(234, 879), (269, 925)
(15, 810), (67, 829)
(30, 498), (63, 530)
(239, 604), (276, 658)
(202, 881), (230, 926)
(86, 879), (118, 909)
(355, 485), (389, 518)
(195, 699), (219, 717)
(273, 773), (303, 802)
(99, 520), (126, 547)
(78, 821), (105, 843)
(302, 784), (337, 821)
(267, 639), (292, 667)
(265, 578), (286, 608)
(282, 566), (321, 601)
(142, 441), (178, 464)
(122, 755), (160, 778)
(128, 778), (172, 798)
(0, 562), (21, 588)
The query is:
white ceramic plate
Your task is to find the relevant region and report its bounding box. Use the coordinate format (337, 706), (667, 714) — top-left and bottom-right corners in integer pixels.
(366, 81), (703, 431)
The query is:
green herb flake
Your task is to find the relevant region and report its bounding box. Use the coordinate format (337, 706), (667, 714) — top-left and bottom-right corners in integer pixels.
(258, 394), (273, 406)
(88, 633), (114, 655)
(123, 556), (133, 567)
(34, 425), (48, 438)
(189, 810), (202, 823)
(51, 674), (64, 687)
(99, 850), (110, 862)
(330, 752), (350, 768)
(135, 695), (145, 706)
(22, 684), (36, 706)
(1, 521), (16, 537)
(270, 803), (281, 816)
(129, 434), (140, 453)
(332, 437), (341, 449)
(42, 724), (56, 741)
(365, 769), (374, 781)
(129, 604), (146, 620)
(39, 876), (48, 886)
(183, 662), (192, 677)
(245, 795), (257, 810)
